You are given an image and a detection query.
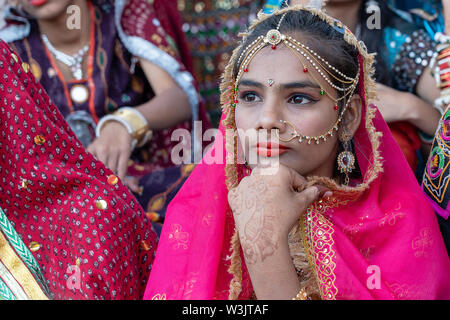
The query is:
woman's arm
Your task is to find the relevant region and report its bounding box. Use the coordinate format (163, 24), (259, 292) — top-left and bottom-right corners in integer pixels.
(135, 58), (192, 129)
(416, 67), (441, 105)
(407, 0), (450, 133)
(87, 59), (193, 187)
(376, 83), (441, 136)
(444, 0), (450, 34)
(408, 0), (450, 118)
(244, 239), (302, 300)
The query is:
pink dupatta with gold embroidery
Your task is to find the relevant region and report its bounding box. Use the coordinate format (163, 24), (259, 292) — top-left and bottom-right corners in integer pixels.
(144, 6), (450, 300)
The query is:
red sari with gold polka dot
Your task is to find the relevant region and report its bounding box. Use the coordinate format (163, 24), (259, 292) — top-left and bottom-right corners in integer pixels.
(0, 40), (156, 300)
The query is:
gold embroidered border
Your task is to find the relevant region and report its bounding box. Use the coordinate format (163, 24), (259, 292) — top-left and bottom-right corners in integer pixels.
(302, 201), (339, 300)
(0, 231), (48, 300)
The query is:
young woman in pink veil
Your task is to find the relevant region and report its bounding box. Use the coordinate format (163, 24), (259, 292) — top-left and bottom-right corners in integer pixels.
(144, 4), (450, 300)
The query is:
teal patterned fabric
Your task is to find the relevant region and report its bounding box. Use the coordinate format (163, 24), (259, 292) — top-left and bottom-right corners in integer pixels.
(0, 278), (16, 300)
(382, 26), (410, 70)
(0, 208), (49, 296)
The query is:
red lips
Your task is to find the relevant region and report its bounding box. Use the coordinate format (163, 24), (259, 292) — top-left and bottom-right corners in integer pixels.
(29, 0), (48, 7)
(256, 142), (289, 157)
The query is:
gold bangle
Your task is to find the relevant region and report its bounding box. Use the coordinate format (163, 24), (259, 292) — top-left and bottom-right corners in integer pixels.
(113, 107), (152, 145)
(438, 51), (450, 60)
(292, 287), (309, 300)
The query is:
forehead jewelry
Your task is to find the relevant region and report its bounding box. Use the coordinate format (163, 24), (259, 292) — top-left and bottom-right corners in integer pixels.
(268, 79), (275, 87)
(232, 11), (360, 144)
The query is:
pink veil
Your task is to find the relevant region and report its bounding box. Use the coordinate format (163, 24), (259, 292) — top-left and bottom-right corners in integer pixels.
(144, 7), (450, 300)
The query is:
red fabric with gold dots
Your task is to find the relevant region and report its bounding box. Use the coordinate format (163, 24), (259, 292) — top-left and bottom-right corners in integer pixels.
(0, 40), (156, 300)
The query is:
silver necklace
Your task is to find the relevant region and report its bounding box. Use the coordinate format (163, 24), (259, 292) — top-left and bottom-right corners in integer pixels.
(41, 34), (89, 80)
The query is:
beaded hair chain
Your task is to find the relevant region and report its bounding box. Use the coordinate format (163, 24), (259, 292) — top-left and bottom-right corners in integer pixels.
(232, 12), (360, 145)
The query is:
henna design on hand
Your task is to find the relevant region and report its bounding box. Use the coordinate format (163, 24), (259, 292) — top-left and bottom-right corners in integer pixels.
(228, 175), (281, 265)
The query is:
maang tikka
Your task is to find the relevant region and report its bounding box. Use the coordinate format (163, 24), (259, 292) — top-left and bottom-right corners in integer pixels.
(232, 11), (360, 146)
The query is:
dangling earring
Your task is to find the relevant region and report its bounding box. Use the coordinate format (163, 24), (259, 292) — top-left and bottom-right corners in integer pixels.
(337, 131), (355, 186)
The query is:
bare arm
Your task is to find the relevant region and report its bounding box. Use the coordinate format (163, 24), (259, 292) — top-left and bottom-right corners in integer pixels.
(135, 58), (192, 129)
(243, 236), (302, 300)
(403, 0), (450, 113)
(376, 83), (440, 136)
(87, 58), (193, 188)
(445, 0), (450, 35)
(416, 67), (441, 105)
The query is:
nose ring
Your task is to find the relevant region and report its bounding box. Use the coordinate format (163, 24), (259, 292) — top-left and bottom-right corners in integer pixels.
(276, 119), (336, 145)
(276, 120), (299, 142)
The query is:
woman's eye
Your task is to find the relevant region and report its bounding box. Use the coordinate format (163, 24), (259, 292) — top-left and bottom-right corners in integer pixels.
(240, 92), (261, 103)
(288, 94), (312, 105)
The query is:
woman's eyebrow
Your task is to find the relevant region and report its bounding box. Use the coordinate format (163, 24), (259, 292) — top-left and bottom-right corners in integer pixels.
(237, 79), (321, 90)
(281, 81), (321, 90)
(237, 79), (264, 89)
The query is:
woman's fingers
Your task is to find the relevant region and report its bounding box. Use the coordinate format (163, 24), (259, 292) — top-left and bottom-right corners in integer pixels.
(87, 137), (131, 178)
(286, 166), (307, 191)
(294, 186), (320, 212)
(294, 184), (332, 211)
(117, 152), (129, 181)
(314, 184), (332, 198)
(285, 166), (331, 198)
(86, 143), (96, 158)
(91, 143), (108, 168)
(107, 151), (119, 174)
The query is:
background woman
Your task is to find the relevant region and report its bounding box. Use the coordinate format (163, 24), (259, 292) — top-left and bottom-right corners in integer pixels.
(420, 0), (450, 255)
(0, 0), (211, 231)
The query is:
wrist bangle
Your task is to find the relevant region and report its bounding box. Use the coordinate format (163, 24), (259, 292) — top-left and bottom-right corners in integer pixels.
(435, 32), (450, 45)
(435, 42), (450, 54)
(433, 101), (445, 116)
(419, 131), (435, 144)
(95, 106), (153, 152)
(292, 287), (310, 300)
(434, 95), (450, 110)
(438, 51), (450, 61)
(439, 57), (450, 65)
(95, 114), (138, 150)
(113, 107), (153, 147)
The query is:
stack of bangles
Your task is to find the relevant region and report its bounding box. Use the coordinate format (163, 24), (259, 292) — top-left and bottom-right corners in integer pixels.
(95, 107), (153, 151)
(432, 32), (450, 112)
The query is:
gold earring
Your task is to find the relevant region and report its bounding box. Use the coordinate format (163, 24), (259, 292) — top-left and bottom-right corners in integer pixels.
(337, 131), (355, 186)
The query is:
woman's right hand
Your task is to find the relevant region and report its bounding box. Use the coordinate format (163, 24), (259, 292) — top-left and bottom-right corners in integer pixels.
(87, 121), (141, 193)
(227, 165), (331, 299)
(227, 165), (329, 264)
